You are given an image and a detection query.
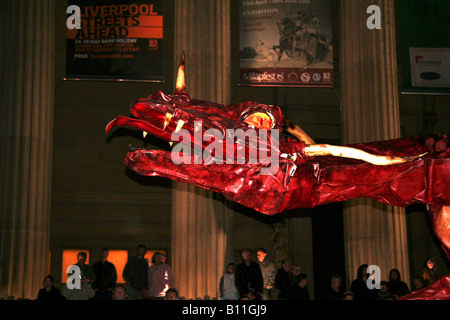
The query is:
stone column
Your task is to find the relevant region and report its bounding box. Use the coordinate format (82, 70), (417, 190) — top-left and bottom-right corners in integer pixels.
(171, 0), (233, 300)
(0, 0), (54, 299)
(339, 0), (410, 289)
(287, 211), (315, 298)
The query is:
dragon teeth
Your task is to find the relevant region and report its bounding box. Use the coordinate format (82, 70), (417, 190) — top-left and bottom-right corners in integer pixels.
(163, 112), (173, 130)
(194, 121), (201, 133)
(143, 131), (148, 138)
(174, 119), (185, 133)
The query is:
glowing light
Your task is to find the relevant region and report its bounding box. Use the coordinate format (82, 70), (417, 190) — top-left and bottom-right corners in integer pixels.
(160, 271), (170, 297)
(107, 250), (128, 283)
(244, 112), (273, 130)
(176, 52), (185, 91)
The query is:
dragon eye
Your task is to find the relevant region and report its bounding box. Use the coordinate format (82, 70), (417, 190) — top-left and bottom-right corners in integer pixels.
(243, 112), (274, 130)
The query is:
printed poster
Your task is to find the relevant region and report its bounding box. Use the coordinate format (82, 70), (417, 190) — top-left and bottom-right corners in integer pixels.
(410, 48), (450, 88)
(65, 0), (163, 81)
(239, 0), (334, 87)
(399, 0), (450, 94)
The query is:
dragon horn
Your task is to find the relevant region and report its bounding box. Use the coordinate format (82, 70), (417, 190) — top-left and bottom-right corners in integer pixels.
(175, 51), (186, 92)
(304, 144), (427, 166)
(283, 117), (316, 144)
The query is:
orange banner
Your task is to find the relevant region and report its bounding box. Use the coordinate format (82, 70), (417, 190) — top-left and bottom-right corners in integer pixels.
(66, 0), (164, 80)
(67, 26), (163, 39)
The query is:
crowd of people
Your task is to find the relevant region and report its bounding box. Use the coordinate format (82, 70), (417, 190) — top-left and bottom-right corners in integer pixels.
(30, 245), (443, 301)
(218, 249), (442, 301)
(35, 245), (175, 301)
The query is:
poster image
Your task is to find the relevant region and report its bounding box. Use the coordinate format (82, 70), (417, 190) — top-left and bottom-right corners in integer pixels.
(239, 0), (333, 87)
(65, 0), (163, 81)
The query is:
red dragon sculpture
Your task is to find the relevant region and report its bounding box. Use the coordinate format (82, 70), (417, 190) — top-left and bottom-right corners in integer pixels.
(106, 54), (450, 299)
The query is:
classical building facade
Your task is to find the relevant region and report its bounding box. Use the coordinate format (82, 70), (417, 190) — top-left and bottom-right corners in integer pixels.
(1, 0), (449, 300)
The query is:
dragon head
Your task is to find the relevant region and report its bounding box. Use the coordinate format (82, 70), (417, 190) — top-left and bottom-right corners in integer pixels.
(106, 53), (436, 215)
(105, 82), (287, 159)
(105, 53), (310, 214)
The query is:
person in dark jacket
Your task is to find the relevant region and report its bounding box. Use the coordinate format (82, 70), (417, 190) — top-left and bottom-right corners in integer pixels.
(288, 273), (310, 300)
(328, 273), (346, 300)
(123, 244), (149, 300)
(92, 248), (117, 300)
(235, 249), (263, 299)
(350, 264), (378, 300)
(387, 268), (410, 298)
(275, 259), (292, 300)
(36, 275), (65, 300)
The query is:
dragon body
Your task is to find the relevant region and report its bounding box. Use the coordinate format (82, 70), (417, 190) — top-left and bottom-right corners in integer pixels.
(106, 55), (450, 299)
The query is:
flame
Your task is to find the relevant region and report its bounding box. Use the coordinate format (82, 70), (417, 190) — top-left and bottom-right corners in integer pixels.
(175, 51), (185, 91)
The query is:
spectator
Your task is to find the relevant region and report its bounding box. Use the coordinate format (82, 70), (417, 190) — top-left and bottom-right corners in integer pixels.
(75, 251), (96, 285)
(165, 288), (180, 300)
(256, 248), (276, 300)
(275, 259), (292, 300)
(219, 263), (239, 300)
(377, 281), (392, 300)
(387, 268), (409, 298)
(328, 273), (345, 300)
(235, 249), (263, 299)
(290, 263), (301, 285)
(147, 251), (174, 299)
(239, 290), (256, 300)
(112, 284), (128, 300)
(92, 248), (117, 300)
(421, 257), (438, 286)
(62, 251), (96, 300)
(36, 275), (65, 300)
(411, 274), (425, 292)
(288, 273), (310, 300)
(342, 291), (355, 300)
(350, 264), (378, 300)
(122, 244), (149, 300)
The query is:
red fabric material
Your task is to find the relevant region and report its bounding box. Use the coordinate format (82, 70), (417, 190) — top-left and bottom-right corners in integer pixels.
(124, 136), (450, 213)
(400, 275), (450, 300)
